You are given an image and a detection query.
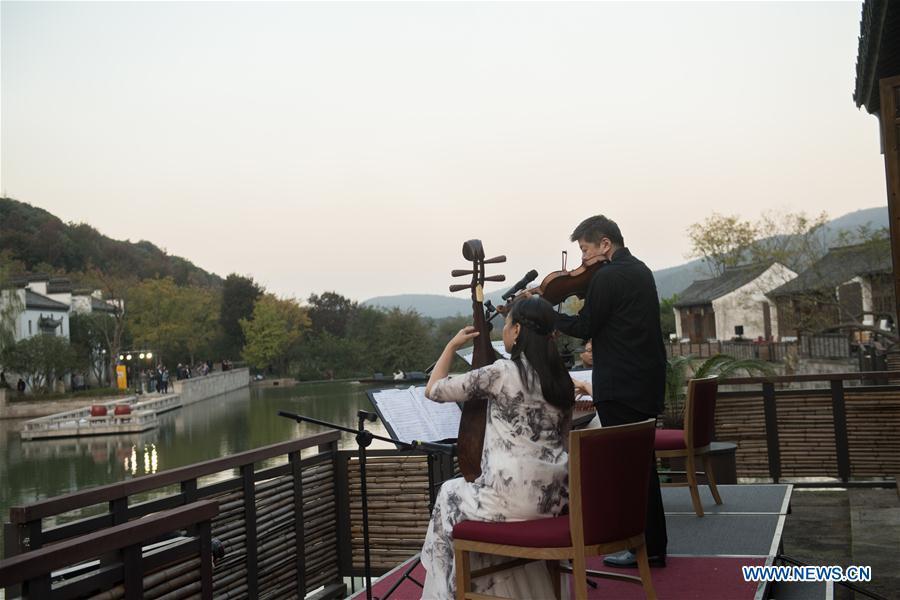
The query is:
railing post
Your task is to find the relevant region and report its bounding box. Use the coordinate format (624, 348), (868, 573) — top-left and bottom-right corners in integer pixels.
(762, 382), (782, 483)
(123, 544), (143, 600)
(199, 519), (214, 600)
(830, 380), (851, 483)
(290, 451), (306, 596)
(335, 449), (353, 578)
(241, 464), (259, 599)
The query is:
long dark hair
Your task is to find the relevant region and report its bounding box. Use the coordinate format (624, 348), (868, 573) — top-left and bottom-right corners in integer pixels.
(508, 296), (574, 410)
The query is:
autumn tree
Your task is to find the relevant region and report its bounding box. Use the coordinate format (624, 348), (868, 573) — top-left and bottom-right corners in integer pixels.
(240, 294), (310, 373)
(686, 213), (758, 277)
(127, 278), (222, 365)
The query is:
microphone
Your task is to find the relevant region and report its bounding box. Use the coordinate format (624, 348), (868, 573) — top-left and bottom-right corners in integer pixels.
(411, 440), (456, 455)
(358, 410), (378, 422)
(502, 269), (538, 301)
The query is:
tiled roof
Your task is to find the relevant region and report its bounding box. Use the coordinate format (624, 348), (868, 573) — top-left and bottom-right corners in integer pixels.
(768, 241), (892, 297)
(47, 277), (72, 294)
(25, 290), (69, 312)
(91, 297), (116, 313)
(855, 0), (900, 113)
(673, 263), (773, 308)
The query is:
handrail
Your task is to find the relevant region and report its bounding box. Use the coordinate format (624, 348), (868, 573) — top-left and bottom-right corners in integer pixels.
(719, 370), (900, 385)
(0, 500), (219, 587)
(10, 430), (340, 523)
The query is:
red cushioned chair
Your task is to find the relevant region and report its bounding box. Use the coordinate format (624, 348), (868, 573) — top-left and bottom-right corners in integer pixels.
(655, 376), (722, 517)
(452, 419), (657, 600)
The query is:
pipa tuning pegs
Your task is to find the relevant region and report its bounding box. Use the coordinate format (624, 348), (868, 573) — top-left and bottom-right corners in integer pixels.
(483, 255), (506, 264)
(451, 269), (475, 277)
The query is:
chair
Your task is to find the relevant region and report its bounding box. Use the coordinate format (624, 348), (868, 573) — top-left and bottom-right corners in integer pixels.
(655, 376), (722, 517)
(452, 419), (658, 600)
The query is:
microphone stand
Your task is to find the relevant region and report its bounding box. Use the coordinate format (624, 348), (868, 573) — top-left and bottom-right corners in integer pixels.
(277, 410), (453, 600)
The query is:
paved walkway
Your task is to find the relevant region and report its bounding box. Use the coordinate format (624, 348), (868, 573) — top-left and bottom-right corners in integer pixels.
(781, 487), (900, 599)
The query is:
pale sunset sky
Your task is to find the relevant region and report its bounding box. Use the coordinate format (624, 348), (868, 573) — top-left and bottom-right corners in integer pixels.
(0, 1), (888, 301)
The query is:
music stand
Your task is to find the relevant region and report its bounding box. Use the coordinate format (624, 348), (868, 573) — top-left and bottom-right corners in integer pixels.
(365, 387), (457, 599)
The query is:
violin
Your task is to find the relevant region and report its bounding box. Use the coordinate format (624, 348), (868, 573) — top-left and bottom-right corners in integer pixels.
(497, 253), (609, 314)
(449, 240), (506, 482)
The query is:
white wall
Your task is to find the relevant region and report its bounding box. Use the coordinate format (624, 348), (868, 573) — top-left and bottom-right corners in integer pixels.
(712, 263), (797, 341)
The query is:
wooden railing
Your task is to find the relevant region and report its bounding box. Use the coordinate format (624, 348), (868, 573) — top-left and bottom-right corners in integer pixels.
(716, 371), (900, 485)
(3, 431), (346, 600)
(0, 501), (218, 599)
(666, 334), (852, 362)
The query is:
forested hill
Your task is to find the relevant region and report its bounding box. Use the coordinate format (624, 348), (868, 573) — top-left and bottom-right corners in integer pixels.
(0, 198), (222, 286)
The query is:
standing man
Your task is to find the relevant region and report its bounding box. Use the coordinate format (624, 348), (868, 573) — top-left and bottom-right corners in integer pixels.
(555, 214), (668, 567)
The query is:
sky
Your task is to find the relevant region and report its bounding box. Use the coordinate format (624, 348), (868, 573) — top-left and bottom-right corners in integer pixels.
(0, 1), (889, 302)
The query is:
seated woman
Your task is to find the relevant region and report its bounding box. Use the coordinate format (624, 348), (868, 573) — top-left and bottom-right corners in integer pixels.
(421, 296), (574, 600)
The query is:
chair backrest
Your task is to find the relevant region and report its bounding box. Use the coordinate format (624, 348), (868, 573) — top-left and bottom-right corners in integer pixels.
(686, 376), (718, 449)
(568, 419), (656, 547)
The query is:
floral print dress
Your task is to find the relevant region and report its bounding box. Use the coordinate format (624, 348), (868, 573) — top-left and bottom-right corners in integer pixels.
(420, 358), (572, 600)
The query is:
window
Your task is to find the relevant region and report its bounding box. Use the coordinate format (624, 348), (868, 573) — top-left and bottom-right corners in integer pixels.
(28, 320), (32, 335)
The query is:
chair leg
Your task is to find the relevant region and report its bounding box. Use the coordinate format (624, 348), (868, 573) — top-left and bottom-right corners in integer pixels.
(685, 452), (704, 517)
(455, 548), (471, 600)
(546, 560), (561, 600)
(572, 552), (588, 600)
(634, 544), (658, 600)
(703, 453), (723, 505)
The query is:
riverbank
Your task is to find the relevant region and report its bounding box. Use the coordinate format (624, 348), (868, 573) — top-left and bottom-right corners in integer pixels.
(0, 368), (251, 420)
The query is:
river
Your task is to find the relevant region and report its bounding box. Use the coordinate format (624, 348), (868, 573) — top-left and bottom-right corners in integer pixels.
(0, 381), (400, 552)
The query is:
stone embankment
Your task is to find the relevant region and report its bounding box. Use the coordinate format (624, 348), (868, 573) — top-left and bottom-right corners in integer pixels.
(0, 368), (251, 420)
(173, 367), (251, 405)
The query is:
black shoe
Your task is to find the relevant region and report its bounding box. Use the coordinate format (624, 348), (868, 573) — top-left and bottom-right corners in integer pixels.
(602, 550), (666, 568)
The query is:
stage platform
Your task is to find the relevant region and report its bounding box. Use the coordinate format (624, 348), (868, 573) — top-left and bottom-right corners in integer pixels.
(351, 484), (803, 600)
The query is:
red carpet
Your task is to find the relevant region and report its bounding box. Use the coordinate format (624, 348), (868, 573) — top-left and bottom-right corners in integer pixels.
(351, 555), (766, 599)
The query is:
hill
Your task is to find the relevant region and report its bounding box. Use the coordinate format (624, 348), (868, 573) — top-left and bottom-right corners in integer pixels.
(0, 197), (222, 286)
(366, 206), (890, 316)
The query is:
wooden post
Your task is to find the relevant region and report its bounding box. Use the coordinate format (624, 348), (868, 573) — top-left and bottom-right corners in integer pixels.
(240, 464), (258, 598)
(877, 75), (900, 323)
(290, 451), (306, 596)
(831, 380), (851, 482)
(762, 382), (782, 483)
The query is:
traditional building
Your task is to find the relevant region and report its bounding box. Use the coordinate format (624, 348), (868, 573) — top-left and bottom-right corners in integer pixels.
(767, 241), (894, 338)
(673, 262), (797, 343)
(1, 275), (119, 342)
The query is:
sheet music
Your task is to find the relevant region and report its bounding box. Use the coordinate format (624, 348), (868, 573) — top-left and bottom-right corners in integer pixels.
(457, 340), (510, 365)
(570, 369), (593, 403)
(370, 386), (461, 442)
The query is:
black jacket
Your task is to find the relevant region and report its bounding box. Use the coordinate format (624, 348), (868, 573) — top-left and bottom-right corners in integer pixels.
(555, 247), (666, 416)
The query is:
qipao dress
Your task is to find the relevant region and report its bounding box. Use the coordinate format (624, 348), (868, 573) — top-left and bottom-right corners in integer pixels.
(420, 358), (572, 600)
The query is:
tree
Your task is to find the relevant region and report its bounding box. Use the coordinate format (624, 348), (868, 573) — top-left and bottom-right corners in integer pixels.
(82, 268), (132, 383)
(659, 295), (677, 339)
(240, 294), (310, 373)
(69, 312), (114, 385)
(127, 278), (223, 365)
(686, 212), (758, 277)
(220, 274), (263, 359)
(0, 251), (24, 357)
(1, 335), (78, 393)
(307, 292), (358, 337)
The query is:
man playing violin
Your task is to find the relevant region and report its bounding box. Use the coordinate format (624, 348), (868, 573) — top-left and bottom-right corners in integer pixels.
(554, 214), (668, 568)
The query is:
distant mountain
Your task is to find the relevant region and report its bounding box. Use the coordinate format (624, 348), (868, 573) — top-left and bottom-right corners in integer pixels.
(365, 206), (890, 317)
(0, 197), (222, 286)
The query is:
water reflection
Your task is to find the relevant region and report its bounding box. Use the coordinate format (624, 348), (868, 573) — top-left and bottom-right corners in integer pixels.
(1, 381), (402, 550)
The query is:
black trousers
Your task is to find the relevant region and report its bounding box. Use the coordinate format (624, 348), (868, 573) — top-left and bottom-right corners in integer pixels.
(595, 401), (667, 557)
